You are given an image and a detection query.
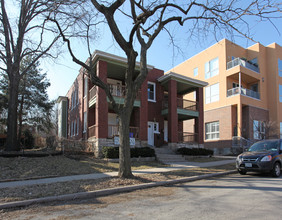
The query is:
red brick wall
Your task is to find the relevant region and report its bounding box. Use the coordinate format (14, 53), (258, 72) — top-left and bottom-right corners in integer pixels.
(242, 105), (269, 139)
(204, 106), (233, 149)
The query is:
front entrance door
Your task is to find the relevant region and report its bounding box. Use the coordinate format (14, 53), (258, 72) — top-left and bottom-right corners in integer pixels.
(164, 120), (168, 142)
(148, 122), (154, 146)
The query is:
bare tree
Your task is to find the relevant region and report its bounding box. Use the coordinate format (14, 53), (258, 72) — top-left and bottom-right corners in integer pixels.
(0, 0), (62, 151)
(49, 0), (281, 178)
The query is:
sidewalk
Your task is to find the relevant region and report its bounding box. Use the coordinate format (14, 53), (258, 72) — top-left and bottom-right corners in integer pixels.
(0, 159), (235, 189)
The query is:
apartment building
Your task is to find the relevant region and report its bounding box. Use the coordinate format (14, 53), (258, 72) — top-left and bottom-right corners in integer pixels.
(170, 39), (282, 154)
(57, 50), (207, 155)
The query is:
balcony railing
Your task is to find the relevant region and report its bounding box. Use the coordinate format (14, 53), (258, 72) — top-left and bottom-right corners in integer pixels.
(163, 98), (198, 111)
(89, 83), (140, 102)
(88, 125), (97, 138)
(227, 87), (260, 99)
(89, 86), (97, 101)
(108, 125), (139, 139)
(227, 57), (259, 73)
(178, 132), (198, 143)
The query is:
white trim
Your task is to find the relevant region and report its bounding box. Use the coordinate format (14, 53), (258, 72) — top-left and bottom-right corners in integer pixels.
(158, 72), (208, 87)
(92, 50), (154, 70)
(148, 81), (156, 102)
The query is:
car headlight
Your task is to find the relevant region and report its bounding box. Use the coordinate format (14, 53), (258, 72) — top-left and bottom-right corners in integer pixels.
(261, 155), (272, 162)
(236, 156), (243, 162)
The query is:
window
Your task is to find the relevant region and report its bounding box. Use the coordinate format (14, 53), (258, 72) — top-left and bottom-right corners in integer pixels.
(73, 120), (76, 137)
(148, 82), (156, 102)
(205, 121), (219, 140)
(77, 118), (79, 135)
(280, 122), (282, 139)
(194, 67), (198, 77)
(83, 112), (87, 133)
(84, 77), (88, 97)
(279, 85), (282, 102)
(278, 59), (282, 77)
(253, 120), (265, 140)
(71, 121), (73, 136)
(205, 83), (219, 104)
(205, 57), (219, 79)
(153, 122), (159, 134)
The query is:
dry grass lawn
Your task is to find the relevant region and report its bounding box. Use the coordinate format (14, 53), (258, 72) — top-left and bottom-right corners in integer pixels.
(0, 153), (235, 204)
(0, 154), (166, 181)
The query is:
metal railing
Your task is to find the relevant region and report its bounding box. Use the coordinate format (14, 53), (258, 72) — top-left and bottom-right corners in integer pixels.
(163, 97), (198, 111)
(89, 86), (97, 101)
(178, 132), (198, 143)
(227, 87), (260, 99)
(108, 125), (139, 139)
(88, 83), (140, 101)
(227, 57), (259, 73)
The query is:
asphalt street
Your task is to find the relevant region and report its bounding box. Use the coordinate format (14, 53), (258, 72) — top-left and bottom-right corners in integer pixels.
(1, 173), (282, 220)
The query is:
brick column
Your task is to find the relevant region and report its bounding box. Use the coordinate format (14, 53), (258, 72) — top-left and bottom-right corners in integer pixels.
(168, 80), (178, 143)
(95, 60), (108, 138)
(195, 87), (204, 144)
(139, 80), (148, 141)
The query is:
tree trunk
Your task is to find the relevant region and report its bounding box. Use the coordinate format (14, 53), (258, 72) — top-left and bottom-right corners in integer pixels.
(5, 77), (20, 151)
(17, 92), (25, 145)
(118, 111), (133, 178)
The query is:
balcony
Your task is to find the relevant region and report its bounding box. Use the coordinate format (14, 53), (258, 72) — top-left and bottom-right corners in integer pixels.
(108, 125), (139, 139)
(178, 132), (198, 143)
(89, 83), (141, 107)
(227, 87), (260, 100)
(88, 124), (139, 138)
(162, 97), (199, 120)
(227, 57), (259, 73)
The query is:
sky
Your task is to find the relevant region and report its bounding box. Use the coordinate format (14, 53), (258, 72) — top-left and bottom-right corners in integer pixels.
(43, 4), (282, 101)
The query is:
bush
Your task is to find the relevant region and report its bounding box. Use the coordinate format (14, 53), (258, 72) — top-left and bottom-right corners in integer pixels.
(177, 147), (213, 156)
(46, 136), (57, 150)
(102, 146), (119, 159)
(102, 146), (156, 159)
(22, 129), (34, 149)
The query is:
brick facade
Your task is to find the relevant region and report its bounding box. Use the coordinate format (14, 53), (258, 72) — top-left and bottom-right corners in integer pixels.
(58, 50), (207, 156)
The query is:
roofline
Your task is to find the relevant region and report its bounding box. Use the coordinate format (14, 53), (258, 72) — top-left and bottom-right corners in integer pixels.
(92, 50), (155, 70)
(158, 71), (208, 87)
(57, 96), (68, 103)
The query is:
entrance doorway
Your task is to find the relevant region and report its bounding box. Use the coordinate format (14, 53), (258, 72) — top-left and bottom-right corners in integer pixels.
(148, 122), (154, 146)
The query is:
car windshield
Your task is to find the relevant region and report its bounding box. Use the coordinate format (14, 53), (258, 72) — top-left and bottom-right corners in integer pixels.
(248, 140), (279, 152)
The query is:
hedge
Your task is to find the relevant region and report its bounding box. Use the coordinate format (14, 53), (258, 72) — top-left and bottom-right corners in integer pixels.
(177, 147), (214, 156)
(102, 146), (156, 159)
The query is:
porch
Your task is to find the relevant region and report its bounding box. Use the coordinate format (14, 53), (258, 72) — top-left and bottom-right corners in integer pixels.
(88, 123), (139, 139)
(89, 83), (141, 108)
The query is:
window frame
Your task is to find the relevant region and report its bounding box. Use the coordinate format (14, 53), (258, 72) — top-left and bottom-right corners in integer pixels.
(205, 57), (219, 79)
(147, 81), (156, 102)
(205, 83), (219, 104)
(193, 67), (198, 77)
(205, 121), (219, 140)
(278, 59), (282, 77)
(253, 120), (265, 140)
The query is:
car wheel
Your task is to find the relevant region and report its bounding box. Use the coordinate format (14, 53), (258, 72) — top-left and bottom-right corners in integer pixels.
(238, 169), (247, 175)
(271, 162), (281, 177)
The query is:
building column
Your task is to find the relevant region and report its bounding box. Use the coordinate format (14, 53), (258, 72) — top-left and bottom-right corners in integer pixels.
(95, 60), (108, 138)
(139, 80), (148, 142)
(195, 87), (204, 144)
(237, 103), (242, 137)
(168, 80), (178, 143)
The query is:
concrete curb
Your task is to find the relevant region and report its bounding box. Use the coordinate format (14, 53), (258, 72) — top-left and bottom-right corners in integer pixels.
(0, 170), (237, 210)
